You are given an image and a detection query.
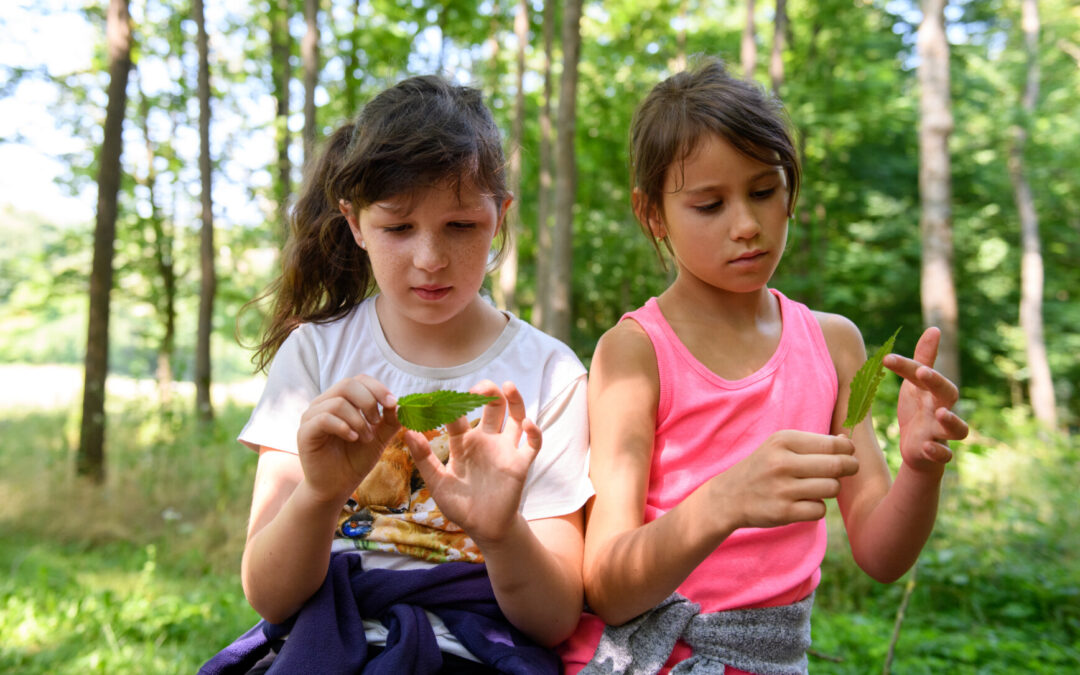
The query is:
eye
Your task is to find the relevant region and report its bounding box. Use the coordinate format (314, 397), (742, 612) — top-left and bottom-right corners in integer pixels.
(693, 201), (722, 213)
(382, 223), (411, 233)
(448, 221), (477, 230)
(751, 186), (778, 200)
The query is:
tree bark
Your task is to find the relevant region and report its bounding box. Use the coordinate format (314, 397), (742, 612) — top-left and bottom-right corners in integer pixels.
(194, 0), (215, 423)
(78, 0), (132, 483)
(135, 72), (176, 409)
(271, 0), (292, 241)
(548, 0), (582, 343)
(497, 0), (528, 315)
(742, 0), (757, 80)
(917, 0), (961, 385)
(302, 0), (320, 167)
(533, 0), (556, 329)
(1009, 0), (1056, 428)
(770, 0), (787, 93)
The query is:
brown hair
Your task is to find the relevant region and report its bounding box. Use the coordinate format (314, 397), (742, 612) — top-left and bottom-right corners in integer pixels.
(247, 75), (510, 372)
(629, 56), (801, 264)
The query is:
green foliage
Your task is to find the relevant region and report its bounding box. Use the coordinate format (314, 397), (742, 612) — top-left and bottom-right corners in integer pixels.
(396, 390), (497, 431)
(842, 327), (901, 430)
(0, 392), (262, 673)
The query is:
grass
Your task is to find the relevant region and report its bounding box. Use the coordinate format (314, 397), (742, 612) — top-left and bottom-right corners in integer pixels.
(0, 366), (1077, 673)
(0, 390), (260, 673)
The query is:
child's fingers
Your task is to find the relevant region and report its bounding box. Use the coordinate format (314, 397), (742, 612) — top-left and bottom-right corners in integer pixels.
(502, 381), (527, 422)
(299, 411), (359, 446)
(935, 407), (970, 441)
(403, 430), (445, 483)
(884, 356), (960, 406)
(911, 326), (941, 367)
(920, 440), (954, 464)
(781, 429), (855, 456)
(470, 379), (507, 435)
(791, 452), (860, 480)
(521, 418), (543, 462)
(303, 397), (370, 441)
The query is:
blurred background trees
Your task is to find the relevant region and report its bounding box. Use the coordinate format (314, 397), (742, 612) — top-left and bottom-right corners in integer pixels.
(1, 1), (1078, 671)
(3, 0), (1077, 452)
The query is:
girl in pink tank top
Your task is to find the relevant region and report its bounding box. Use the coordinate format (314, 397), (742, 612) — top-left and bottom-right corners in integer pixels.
(563, 57), (970, 675)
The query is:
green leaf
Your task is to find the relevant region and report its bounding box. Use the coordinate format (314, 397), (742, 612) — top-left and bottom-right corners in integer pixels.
(396, 390), (498, 432)
(842, 327), (901, 430)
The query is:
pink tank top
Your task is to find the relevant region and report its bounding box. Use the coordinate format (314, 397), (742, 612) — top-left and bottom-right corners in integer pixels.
(561, 289), (838, 674)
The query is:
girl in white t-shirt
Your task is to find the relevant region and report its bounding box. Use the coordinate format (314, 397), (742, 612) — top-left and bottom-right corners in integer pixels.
(205, 75), (591, 674)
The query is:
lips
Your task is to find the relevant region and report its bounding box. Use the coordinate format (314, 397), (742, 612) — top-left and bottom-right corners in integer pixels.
(412, 285), (451, 301)
(730, 250), (767, 264)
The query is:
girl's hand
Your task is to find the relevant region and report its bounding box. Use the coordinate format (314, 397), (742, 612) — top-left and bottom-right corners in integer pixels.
(884, 327), (970, 473)
(403, 380), (543, 547)
(296, 374), (401, 504)
(716, 429), (860, 529)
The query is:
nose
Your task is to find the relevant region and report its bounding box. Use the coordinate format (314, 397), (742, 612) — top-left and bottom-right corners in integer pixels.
(729, 199), (762, 241)
(413, 231), (449, 272)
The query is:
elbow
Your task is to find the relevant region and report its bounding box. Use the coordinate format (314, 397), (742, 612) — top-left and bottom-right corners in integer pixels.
(582, 583), (637, 628)
(242, 575), (293, 625)
(852, 549), (912, 585)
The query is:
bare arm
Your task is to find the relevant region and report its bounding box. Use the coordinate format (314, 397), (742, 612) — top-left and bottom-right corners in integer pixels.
(241, 375), (400, 623)
(822, 317), (970, 582)
(582, 322), (859, 625)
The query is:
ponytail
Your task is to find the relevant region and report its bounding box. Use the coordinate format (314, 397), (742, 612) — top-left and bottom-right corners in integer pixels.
(246, 122), (376, 372)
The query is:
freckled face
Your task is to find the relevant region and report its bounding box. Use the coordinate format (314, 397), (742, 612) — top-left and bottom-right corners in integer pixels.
(656, 133), (790, 294)
(345, 182), (507, 329)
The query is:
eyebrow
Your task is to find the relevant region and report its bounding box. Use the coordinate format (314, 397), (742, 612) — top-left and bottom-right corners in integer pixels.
(370, 199), (490, 218)
(683, 168), (783, 195)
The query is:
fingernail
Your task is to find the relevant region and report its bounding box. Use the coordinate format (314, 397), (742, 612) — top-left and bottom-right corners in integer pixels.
(385, 395), (397, 406)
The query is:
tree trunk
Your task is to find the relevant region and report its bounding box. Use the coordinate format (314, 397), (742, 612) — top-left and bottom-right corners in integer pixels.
(302, 0), (320, 167)
(533, 0), (556, 329)
(271, 0), (292, 241)
(742, 0), (757, 80)
(194, 0), (215, 423)
(497, 0), (528, 315)
(548, 0), (582, 343)
(135, 72), (176, 409)
(78, 0), (132, 483)
(1009, 0), (1056, 428)
(770, 0), (787, 93)
(916, 0), (960, 385)
(345, 0), (362, 114)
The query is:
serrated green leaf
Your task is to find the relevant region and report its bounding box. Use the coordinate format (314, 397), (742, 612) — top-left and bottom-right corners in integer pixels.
(396, 390), (498, 432)
(842, 327), (901, 430)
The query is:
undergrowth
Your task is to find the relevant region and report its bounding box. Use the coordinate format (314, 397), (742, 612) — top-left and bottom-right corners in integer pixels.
(1, 382), (1077, 673)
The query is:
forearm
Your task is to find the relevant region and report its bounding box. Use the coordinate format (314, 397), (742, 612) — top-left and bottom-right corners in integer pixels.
(848, 462), (945, 583)
(479, 515), (584, 647)
(241, 480), (345, 623)
(584, 486), (736, 626)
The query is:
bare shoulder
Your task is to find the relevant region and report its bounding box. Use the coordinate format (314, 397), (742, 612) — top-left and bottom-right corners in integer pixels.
(590, 318), (658, 389)
(812, 310), (867, 380)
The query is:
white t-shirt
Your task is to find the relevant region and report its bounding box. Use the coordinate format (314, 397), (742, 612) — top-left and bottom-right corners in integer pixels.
(239, 296), (592, 658)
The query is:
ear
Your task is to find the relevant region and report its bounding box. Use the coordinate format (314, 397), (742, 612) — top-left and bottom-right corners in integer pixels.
(632, 188), (666, 239)
(339, 199), (365, 249)
(494, 194), (514, 237)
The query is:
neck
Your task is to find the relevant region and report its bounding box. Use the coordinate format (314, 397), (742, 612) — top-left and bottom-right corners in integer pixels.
(662, 274), (777, 331)
(375, 294), (508, 368)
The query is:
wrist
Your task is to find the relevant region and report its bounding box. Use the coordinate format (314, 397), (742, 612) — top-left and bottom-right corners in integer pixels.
(897, 457), (947, 484)
(472, 513), (532, 556)
(294, 478), (352, 515)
